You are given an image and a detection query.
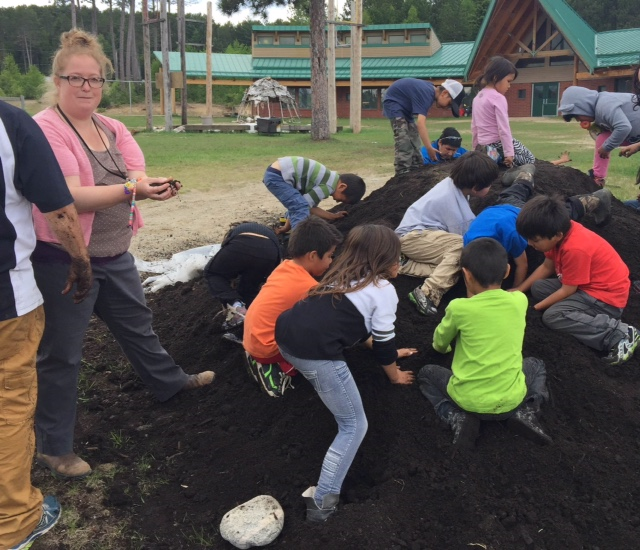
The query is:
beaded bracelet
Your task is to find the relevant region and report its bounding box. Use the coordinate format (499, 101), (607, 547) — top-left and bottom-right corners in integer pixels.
(125, 179), (138, 228)
(123, 179), (136, 195)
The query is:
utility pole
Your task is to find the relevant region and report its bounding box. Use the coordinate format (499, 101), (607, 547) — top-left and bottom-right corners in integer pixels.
(350, 0), (362, 134)
(178, 0), (188, 125)
(142, 0), (153, 131)
(160, 0), (172, 131)
(327, 0), (337, 134)
(205, 2), (213, 122)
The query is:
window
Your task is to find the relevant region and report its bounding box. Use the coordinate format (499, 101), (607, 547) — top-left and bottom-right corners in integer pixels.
(515, 58), (545, 69)
(549, 55), (574, 66)
(300, 35), (310, 46)
(387, 34), (405, 44)
(550, 27), (567, 50)
(362, 88), (379, 110)
(257, 35), (273, 45)
(615, 78), (632, 93)
(338, 33), (351, 45)
(598, 85), (607, 92)
(298, 88), (312, 109)
(279, 35), (295, 45)
(409, 33), (426, 43)
(366, 34), (382, 45)
(518, 89), (526, 99)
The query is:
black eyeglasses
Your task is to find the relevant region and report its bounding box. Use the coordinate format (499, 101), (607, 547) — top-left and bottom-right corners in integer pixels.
(58, 75), (106, 89)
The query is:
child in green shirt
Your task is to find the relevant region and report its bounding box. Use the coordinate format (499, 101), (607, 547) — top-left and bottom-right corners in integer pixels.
(418, 237), (552, 449)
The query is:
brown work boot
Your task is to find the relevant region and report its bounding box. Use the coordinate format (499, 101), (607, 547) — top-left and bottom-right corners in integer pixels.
(576, 188), (612, 225)
(183, 371), (215, 390)
(36, 452), (92, 480)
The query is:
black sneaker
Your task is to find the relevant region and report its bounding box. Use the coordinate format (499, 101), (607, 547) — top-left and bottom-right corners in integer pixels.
(222, 303), (246, 331)
(449, 411), (480, 449)
(244, 353), (259, 383)
(603, 326), (640, 366)
(251, 358), (293, 398)
(506, 407), (552, 446)
(9, 495), (61, 550)
(408, 287), (437, 315)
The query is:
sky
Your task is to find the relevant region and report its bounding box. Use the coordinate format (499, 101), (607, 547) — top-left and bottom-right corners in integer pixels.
(3, 0), (290, 25)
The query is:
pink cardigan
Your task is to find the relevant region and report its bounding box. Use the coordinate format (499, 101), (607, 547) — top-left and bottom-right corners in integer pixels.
(471, 87), (515, 158)
(32, 108), (146, 245)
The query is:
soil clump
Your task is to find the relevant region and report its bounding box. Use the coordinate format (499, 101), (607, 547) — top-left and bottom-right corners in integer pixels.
(73, 162), (640, 549)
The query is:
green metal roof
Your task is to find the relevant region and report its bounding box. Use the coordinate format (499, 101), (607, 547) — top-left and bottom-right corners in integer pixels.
(155, 41), (471, 81)
(595, 28), (640, 68)
(153, 52), (254, 79)
(252, 23), (431, 32)
(252, 42), (472, 80)
(537, 0), (597, 71)
(467, 0), (639, 77)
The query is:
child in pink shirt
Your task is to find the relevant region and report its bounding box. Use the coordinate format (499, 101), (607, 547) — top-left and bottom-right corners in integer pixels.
(471, 56), (535, 168)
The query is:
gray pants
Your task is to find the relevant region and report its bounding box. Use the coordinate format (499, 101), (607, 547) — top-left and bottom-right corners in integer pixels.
(418, 358), (548, 421)
(34, 252), (188, 456)
(390, 117), (423, 175)
(532, 278), (627, 352)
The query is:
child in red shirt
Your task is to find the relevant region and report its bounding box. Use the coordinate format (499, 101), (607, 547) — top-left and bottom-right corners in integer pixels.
(515, 195), (638, 366)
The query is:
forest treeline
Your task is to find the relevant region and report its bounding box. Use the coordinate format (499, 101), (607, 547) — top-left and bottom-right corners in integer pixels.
(0, 0), (638, 80)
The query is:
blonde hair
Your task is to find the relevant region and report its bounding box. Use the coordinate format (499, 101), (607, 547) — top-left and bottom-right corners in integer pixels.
(47, 28), (113, 105)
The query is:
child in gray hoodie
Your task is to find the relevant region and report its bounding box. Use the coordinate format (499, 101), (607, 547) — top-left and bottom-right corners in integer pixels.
(558, 86), (640, 186)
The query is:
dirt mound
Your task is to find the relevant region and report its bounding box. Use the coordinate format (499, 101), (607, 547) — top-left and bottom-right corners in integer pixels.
(77, 163), (640, 549)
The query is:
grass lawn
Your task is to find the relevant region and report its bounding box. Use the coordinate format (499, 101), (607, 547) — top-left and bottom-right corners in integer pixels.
(115, 116), (638, 202)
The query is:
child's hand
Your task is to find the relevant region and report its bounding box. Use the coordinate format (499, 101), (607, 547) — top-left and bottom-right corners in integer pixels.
(503, 156), (514, 168)
(329, 211), (348, 220)
(620, 144), (640, 158)
(397, 348), (418, 358)
(597, 147), (610, 159)
(558, 151), (571, 164)
(390, 368), (415, 385)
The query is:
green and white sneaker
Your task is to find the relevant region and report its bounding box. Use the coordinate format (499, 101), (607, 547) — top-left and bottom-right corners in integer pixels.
(603, 326), (640, 366)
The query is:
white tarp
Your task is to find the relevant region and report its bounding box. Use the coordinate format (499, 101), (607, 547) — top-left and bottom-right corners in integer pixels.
(135, 244), (221, 293)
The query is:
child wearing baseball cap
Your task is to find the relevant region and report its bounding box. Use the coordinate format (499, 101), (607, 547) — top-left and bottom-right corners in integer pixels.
(383, 77), (466, 174)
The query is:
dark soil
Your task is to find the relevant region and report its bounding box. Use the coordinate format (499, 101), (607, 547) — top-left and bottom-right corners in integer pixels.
(74, 163), (640, 549)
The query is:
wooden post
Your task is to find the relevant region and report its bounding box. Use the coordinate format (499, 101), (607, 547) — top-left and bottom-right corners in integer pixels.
(178, 0), (188, 125)
(350, 0), (362, 134)
(142, 0), (153, 131)
(327, 0), (337, 134)
(205, 2), (213, 120)
(160, 0), (172, 131)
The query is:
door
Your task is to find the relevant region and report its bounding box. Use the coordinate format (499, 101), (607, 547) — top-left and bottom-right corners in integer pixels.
(532, 82), (559, 116)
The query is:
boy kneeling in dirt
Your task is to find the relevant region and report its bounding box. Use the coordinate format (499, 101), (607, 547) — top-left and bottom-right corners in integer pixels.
(418, 238), (552, 449)
(243, 217), (343, 397)
(263, 157), (366, 234)
(514, 195), (639, 366)
(396, 151), (499, 316)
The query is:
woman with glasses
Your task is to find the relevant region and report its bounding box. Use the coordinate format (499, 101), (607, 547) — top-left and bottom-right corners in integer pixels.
(31, 29), (214, 481)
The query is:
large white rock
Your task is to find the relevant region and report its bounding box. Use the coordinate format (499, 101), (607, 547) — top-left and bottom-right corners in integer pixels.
(220, 495), (284, 549)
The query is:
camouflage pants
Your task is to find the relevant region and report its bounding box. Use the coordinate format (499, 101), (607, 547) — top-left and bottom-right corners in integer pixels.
(399, 229), (463, 306)
(390, 117), (424, 175)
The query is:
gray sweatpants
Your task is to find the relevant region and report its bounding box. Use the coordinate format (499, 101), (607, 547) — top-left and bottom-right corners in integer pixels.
(34, 252), (188, 456)
(532, 278), (627, 352)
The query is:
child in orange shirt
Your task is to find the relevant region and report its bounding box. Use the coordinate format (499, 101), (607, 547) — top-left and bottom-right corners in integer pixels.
(243, 217), (343, 397)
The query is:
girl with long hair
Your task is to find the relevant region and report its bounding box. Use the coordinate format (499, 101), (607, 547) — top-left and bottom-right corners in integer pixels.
(275, 224), (416, 522)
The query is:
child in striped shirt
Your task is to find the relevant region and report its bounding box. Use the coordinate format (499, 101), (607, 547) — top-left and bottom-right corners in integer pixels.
(263, 156), (366, 234)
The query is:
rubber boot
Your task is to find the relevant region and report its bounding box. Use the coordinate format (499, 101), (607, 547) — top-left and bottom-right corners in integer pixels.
(449, 411), (480, 449)
(501, 163), (536, 186)
(575, 188), (612, 226)
(302, 486), (340, 522)
(506, 406), (553, 446)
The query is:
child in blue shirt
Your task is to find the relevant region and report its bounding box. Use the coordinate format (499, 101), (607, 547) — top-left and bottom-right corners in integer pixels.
(463, 165), (612, 288)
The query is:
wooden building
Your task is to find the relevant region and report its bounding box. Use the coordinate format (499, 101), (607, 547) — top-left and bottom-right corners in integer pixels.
(155, 0), (639, 119)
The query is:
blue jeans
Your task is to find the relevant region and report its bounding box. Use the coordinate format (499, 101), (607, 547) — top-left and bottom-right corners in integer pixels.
(280, 348), (368, 506)
(263, 167), (310, 229)
(418, 358), (548, 421)
(625, 199), (640, 210)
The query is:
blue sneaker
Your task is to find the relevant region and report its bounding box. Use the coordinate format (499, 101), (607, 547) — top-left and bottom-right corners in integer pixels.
(9, 495), (61, 550)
